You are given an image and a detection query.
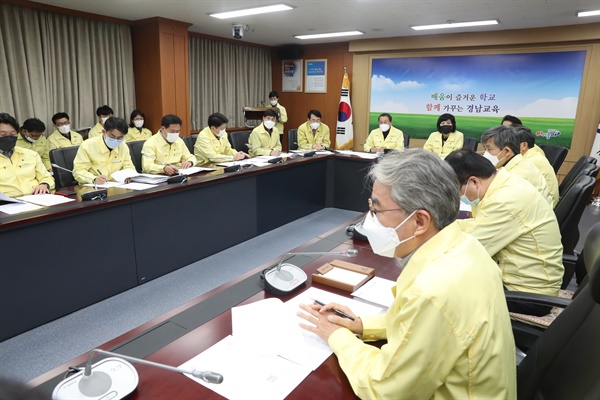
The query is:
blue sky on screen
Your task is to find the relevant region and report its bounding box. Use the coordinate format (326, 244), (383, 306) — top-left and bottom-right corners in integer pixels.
(370, 51), (586, 118)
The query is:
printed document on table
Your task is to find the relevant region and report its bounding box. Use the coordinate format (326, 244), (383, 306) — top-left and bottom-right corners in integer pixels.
(16, 194), (75, 206)
(0, 202), (42, 214)
(178, 166), (215, 175)
(179, 335), (311, 400)
(110, 168), (139, 183)
(83, 182), (122, 188)
(352, 276), (396, 308)
(117, 182), (157, 191)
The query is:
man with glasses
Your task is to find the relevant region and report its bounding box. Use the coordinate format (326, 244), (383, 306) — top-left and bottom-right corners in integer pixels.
(297, 149), (516, 399)
(142, 114), (196, 175)
(0, 113), (54, 196)
(48, 112), (84, 150)
(73, 117), (135, 185)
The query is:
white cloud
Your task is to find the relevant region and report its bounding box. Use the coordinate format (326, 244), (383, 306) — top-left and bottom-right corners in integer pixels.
(515, 97), (579, 118)
(442, 82), (469, 91)
(371, 75), (424, 91)
(370, 101), (411, 114)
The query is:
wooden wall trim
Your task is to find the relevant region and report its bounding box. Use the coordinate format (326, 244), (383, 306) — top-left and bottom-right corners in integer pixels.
(4, 0), (131, 25)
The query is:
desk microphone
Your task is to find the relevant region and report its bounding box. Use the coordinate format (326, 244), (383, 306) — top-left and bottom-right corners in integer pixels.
(51, 163), (107, 201)
(141, 153), (188, 184)
(52, 348), (223, 400)
(263, 249), (358, 295)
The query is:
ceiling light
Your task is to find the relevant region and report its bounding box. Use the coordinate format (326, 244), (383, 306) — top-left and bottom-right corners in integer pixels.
(577, 10), (600, 17)
(209, 4), (294, 19)
(295, 31), (364, 40)
(411, 20), (499, 31)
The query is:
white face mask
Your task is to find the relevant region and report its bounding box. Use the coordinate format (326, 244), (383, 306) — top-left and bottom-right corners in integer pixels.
(217, 129), (226, 138)
(133, 120), (144, 128)
(310, 122), (320, 130)
(166, 131), (180, 143)
(25, 135), (38, 143)
(270, 100), (278, 106)
(362, 210), (417, 258)
(379, 124), (390, 132)
(482, 150), (506, 167)
(263, 120), (276, 130)
(58, 124), (71, 134)
(101, 117), (109, 124)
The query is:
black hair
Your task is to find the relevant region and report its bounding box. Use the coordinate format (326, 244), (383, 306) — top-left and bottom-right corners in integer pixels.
(268, 91), (279, 98)
(103, 116), (128, 135)
(501, 115), (522, 126)
(129, 109), (145, 128)
(161, 114), (183, 129)
(21, 118), (46, 133)
(96, 105), (114, 117)
(0, 113), (19, 133)
(52, 112), (69, 124)
(481, 125), (520, 155)
(263, 109), (278, 118)
(437, 113), (456, 132)
(378, 113), (392, 122)
(307, 109), (322, 119)
(208, 113), (229, 128)
(445, 148), (496, 185)
(515, 126), (536, 149)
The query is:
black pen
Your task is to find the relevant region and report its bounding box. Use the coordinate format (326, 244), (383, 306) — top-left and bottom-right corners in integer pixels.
(312, 299), (355, 321)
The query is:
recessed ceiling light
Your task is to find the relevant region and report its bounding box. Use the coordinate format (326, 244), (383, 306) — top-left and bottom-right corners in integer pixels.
(411, 20), (499, 31)
(209, 4), (294, 19)
(577, 10), (600, 17)
(295, 31), (364, 40)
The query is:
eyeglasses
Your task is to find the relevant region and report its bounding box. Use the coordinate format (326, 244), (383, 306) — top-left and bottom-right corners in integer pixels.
(368, 198), (403, 216)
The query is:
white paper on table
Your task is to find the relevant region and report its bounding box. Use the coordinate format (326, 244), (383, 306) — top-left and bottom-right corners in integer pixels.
(254, 156), (279, 161)
(16, 194), (75, 206)
(354, 152), (380, 159)
(83, 182), (123, 188)
(0, 192), (22, 204)
(352, 276), (396, 308)
(459, 202), (472, 212)
(217, 160), (254, 167)
(179, 335), (312, 400)
(0, 202), (43, 214)
(109, 168), (139, 183)
(117, 182), (157, 191)
(178, 166), (215, 175)
(320, 267), (369, 287)
(315, 150), (333, 155)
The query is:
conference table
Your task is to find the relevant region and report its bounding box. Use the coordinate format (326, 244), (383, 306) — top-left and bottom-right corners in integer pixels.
(30, 215), (395, 399)
(0, 153), (374, 341)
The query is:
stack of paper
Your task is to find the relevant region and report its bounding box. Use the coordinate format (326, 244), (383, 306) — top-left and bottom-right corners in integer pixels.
(0, 192), (76, 215)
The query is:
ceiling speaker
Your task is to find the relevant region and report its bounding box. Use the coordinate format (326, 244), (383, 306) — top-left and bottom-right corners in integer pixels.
(277, 45), (304, 60)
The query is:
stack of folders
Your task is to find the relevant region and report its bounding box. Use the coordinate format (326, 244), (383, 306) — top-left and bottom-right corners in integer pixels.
(129, 174), (170, 184)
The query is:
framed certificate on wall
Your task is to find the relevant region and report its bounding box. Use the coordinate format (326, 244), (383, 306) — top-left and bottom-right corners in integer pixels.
(282, 59), (303, 92)
(305, 59), (327, 93)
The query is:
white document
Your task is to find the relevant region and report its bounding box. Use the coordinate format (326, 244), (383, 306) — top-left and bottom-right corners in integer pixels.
(320, 267), (368, 287)
(180, 335), (312, 400)
(0, 202), (43, 214)
(117, 182), (157, 191)
(316, 150), (333, 155)
(217, 160), (254, 167)
(352, 276), (396, 308)
(83, 182), (123, 188)
(0, 192), (22, 204)
(16, 194), (75, 206)
(109, 168), (140, 183)
(178, 166), (215, 175)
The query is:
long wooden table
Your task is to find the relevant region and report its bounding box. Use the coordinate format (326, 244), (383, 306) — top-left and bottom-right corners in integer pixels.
(30, 217), (394, 399)
(0, 154), (373, 341)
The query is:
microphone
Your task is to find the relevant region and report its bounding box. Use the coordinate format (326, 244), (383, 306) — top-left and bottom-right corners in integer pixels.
(52, 348), (223, 400)
(141, 153), (188, 184)
(263, 249), (358, 295)
(51, 163), (107, 201)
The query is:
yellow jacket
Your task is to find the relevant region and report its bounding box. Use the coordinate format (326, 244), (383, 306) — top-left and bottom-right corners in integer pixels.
(423, 130), (464, 158)
(248, 123), (281, 156)
(524, 148), (559, 207)
(141, 133), (196, 174)
(126, 126), (153, 142)
(0, 146), (55, 196)
(504, 154), (553, 206)
(273, 104), (287, 135)
(17, 133), (51, 170)
(88, 122), (104, 139)
(297, 122), (331, 150)
(72, 136), (136, 184)
(329, 222), (516, 400)
(364, 126), (404, 152)
(458, 168), (564, 296)
(529, 144), (546, 158)
(194, 126), (237, 165)
(47, 130), (84, 150)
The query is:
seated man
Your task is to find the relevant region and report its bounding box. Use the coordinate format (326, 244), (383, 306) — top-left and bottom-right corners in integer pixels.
(73, 117), (135, 185)
(501, 114), (522, 126)
(142, 114), (196, 175)
(481, 125), (553, 206)
(363, 113), (404, 153)
(248, 109), (281, 157)
(194, 112), (248, 164)
(298, 149), (516, 399)
(17, 118), (51, 171)
(0, 113), (54, 196)
(47, 112), (84, 150)
(516, 126), (559, 207)
(88, 105), (114, 139)
(297, 109), (330, 150)
(446, 149), (564, 316)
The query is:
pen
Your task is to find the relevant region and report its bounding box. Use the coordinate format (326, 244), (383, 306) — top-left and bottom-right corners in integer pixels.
(312, 299), (355, 321)
(96, 169), (103, 176)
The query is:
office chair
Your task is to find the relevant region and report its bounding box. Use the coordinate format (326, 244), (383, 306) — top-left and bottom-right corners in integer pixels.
(182, 134), (197, 154)
(559, 155), (597, 196)
(560, 163), (599, 199)
(49, 146), (80, 188)
(126, 140), (145, 173)
(513, 222), (600, 400)
(403, 132), (410, 149)
(288, 129), (298, 151)
(538, 144), (568, 173)
(462, 137), (478, 152)
(229, 130), (252, 153)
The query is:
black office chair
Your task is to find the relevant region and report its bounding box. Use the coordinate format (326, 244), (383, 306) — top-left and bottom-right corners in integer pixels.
(229, 130), (251, 153)
(49, 146), (80, 188)
(462, 137), (478, 152)
(182, 134), (197, 154)
(288, 129), (298, 151)
(126, 140), (145, 173)
(403, 132), (410, 149)
(513, 222), (600, 400)
(538, 144), (568, 173)
(559, 155), (597, 196)
(560, 162), (599, 199)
